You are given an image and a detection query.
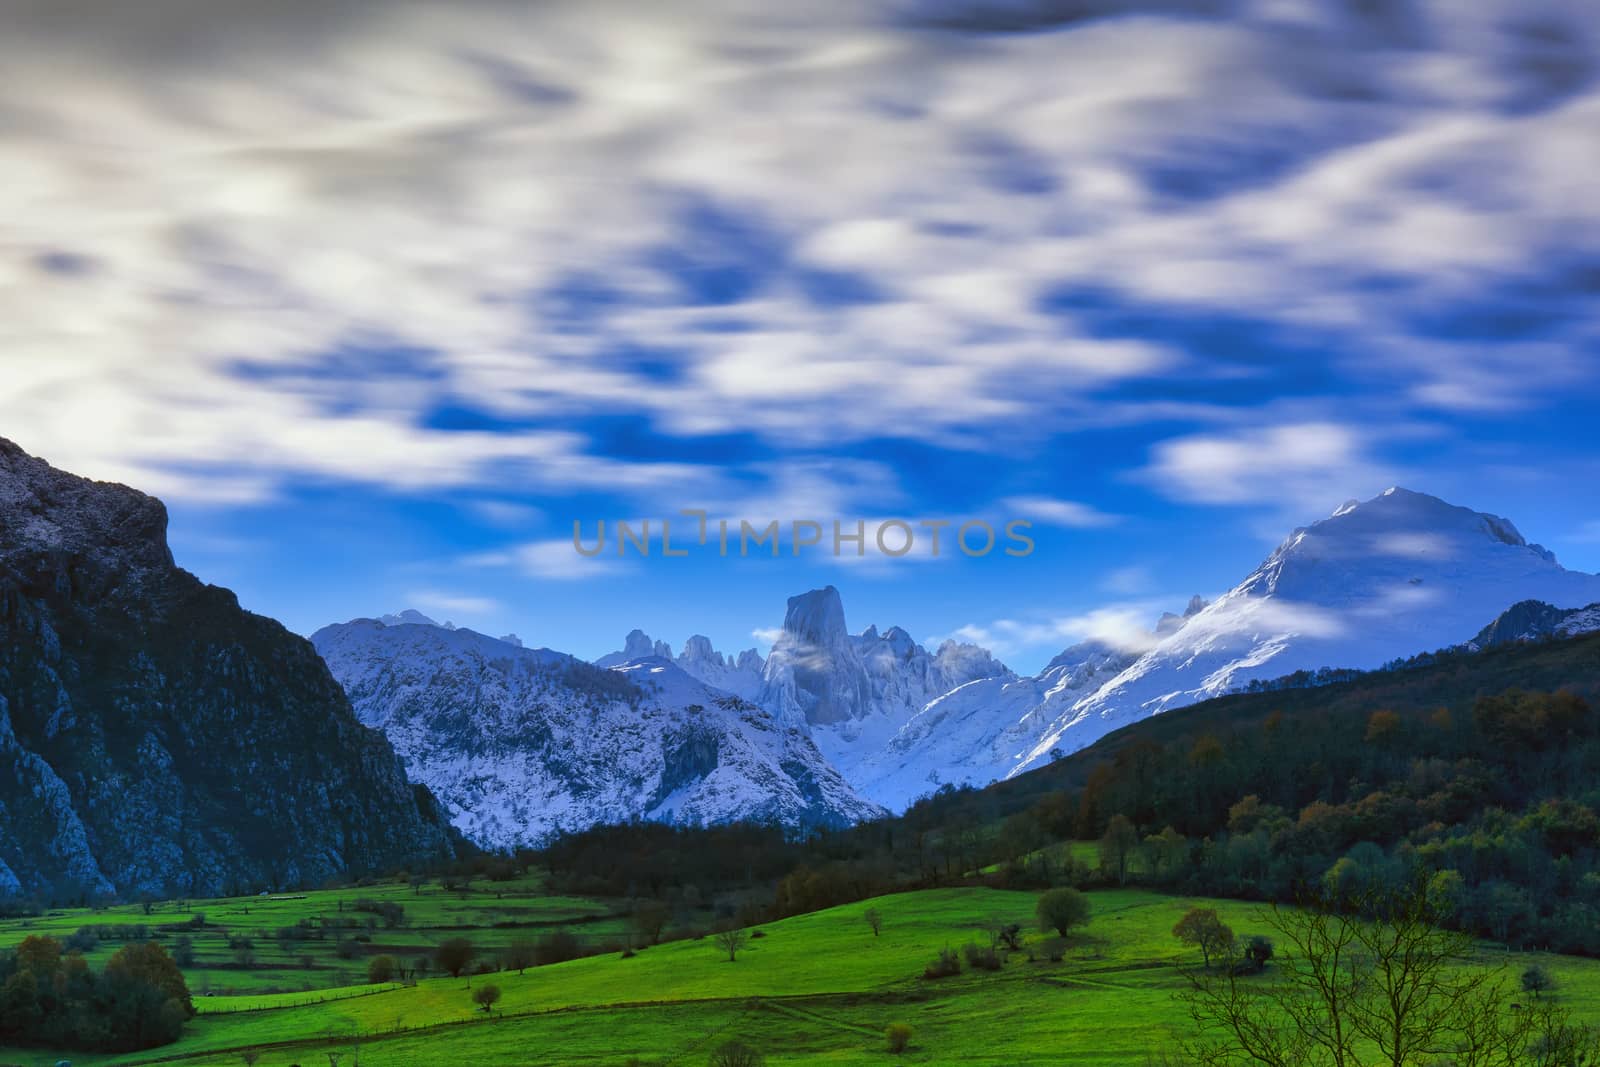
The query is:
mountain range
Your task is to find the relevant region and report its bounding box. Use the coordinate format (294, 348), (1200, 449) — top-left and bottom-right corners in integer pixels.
(312, 618), (882, 847)
(5, 431), (1599, 889)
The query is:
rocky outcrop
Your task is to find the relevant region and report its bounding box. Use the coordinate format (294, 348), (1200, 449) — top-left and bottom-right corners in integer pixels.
(0, 438), (453, 902)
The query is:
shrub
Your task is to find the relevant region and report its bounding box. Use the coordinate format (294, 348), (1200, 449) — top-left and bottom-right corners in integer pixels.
(1241, 935), (1274, 973)
(962, 943), (1002, 971)
(708, 1040), (765, 1067)
(886, 1022), (913, 1053)
(923, 946), (962, 979)
(367, 955), (397, 984)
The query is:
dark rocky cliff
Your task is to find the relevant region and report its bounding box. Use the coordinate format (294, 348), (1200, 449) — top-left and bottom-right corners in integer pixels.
(0, 438), (453, 901)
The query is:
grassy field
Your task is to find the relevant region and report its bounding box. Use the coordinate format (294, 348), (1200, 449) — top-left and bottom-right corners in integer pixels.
(6, 881), (1600, 1067)
(0, 874), (627, 995)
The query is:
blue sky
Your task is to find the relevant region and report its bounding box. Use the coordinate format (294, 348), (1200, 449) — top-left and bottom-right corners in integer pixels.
(3, 0), (1599, 672)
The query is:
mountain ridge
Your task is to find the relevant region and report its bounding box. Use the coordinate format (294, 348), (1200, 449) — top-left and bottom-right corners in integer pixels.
(0, 438), (455, 901)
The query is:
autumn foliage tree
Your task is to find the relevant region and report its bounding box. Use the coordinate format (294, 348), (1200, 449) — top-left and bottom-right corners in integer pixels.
(1172, 908), (1234, 969)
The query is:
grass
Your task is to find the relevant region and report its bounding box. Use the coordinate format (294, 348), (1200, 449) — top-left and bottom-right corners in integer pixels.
(0, 874), (626, 996)
(7, 881), (1599, 1066)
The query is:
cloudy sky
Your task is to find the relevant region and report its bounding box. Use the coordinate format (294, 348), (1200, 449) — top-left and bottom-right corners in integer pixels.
(3, 0), (1598, 670)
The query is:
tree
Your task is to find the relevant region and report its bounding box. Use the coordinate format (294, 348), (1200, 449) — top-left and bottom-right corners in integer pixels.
(1241, 935), (1274, 973)
(1036, 887), (1091, 938)
(1180, 882), (1600, 1067)
(367, 955), (397, 984)
(1522, 964), (1557, 999)
(886, 1022), (913, 1053)
(714, 927), (750, 962)
(471, 984), (501, 1013)
(241, 1052), (261, 1067)
(1099, 814), (1139, 885)
(1173, 908), (1235, 969)
(1143, 825), (1189, 883)
(864, 907), (883, 937)
(708, 1040), (765, 1067)
(501, 939), (537, 975)
(435, 938), (476, 978)
(631, 900), (671, 946)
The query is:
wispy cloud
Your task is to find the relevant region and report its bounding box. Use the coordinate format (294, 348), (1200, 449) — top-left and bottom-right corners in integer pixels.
(1003, 496), (1121, 529)
(1142, 422), (1399, 512)
(3, 0), (1594, 511)
(408, 590), (503, 619)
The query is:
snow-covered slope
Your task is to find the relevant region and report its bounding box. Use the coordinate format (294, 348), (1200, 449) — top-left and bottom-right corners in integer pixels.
(758, 586), (1013, 790)
(852, 635), (1146, 809)
(313, 619), (879, 846)
(596, 631), (765, 701)
(1015, 488), (1600, 772)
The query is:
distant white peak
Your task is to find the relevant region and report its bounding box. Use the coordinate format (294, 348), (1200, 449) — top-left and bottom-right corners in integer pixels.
(601, 630), (675, 662)
(1156, 594), (1209, 636)
(498, 634), (523, 648)
(378, 609), (456, 630)
(680, 635), (725, 666)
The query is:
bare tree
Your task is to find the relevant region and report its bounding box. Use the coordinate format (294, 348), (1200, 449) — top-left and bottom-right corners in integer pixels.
(864, 908), (882, 937)
(714, 927), (750, 962)
(1180, 882), (1600, 1067)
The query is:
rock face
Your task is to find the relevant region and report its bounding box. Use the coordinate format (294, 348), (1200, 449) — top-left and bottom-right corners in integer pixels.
(1466, 599), (1600, 649)
(0, 439), (453, 902)
(596, 630), (765, 700)
(757, 586), (1013, 797)
(313, 619), (882, 847)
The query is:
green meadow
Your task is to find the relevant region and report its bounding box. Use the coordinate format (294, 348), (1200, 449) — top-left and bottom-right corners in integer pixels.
(6, 879), (1599, 1066)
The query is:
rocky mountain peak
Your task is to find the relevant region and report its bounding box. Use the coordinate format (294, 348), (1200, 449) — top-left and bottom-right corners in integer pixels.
(781, 585), (849, 648)
(0, 437), (175, 603)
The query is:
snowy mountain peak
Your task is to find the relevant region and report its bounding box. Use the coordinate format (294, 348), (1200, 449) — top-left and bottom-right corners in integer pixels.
(783, 585), (849, 647)
(596, 629), (673, 667)
(1155, 594), (1210, 636)
(1009, 488), (1600, 776)
(378, 609), (456, 630)
(596, 630), (765, 701)
(313, 620), (880, 845)
(680, 634), (723, 666)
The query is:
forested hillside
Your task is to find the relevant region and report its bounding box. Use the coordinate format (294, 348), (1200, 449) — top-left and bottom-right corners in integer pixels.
(536, 631), (1600, 953)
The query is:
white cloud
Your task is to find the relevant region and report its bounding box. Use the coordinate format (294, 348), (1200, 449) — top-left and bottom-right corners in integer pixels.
(1143, 422), (1399, 510)
(0, 0), (1595, 507)
(1003, 495), (1120, 529)
(1101, 564), (1157, 595)
(408, 590), (502, 619)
